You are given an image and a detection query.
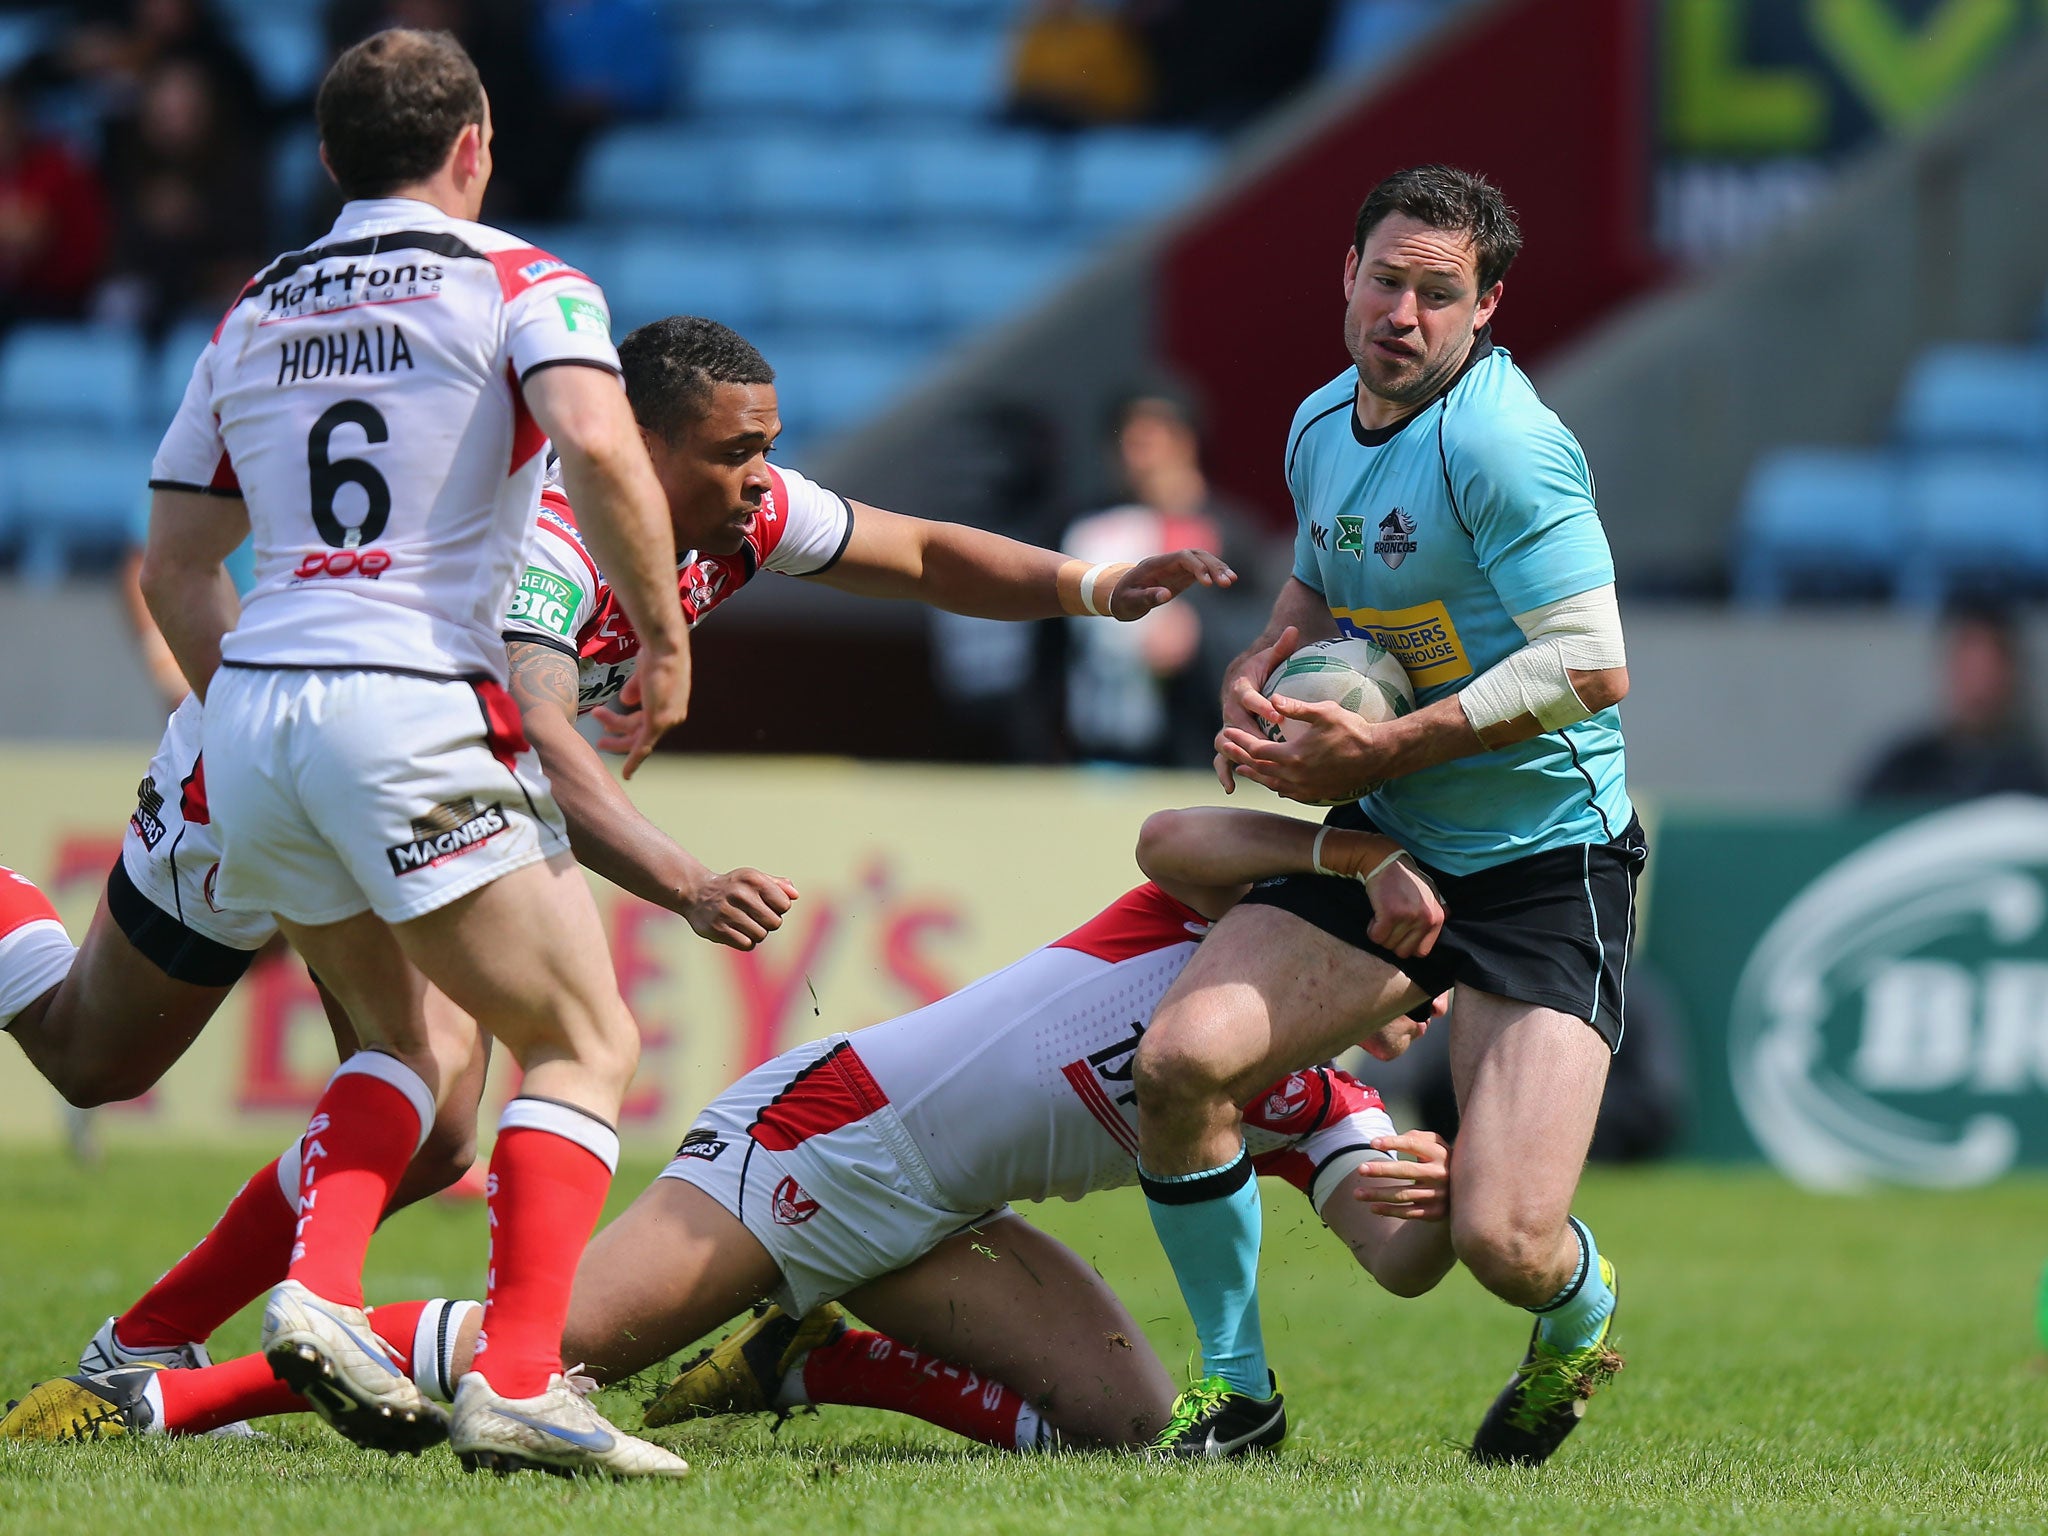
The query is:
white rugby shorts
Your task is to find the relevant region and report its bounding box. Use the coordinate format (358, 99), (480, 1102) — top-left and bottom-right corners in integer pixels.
(201, 667), (569, 926)
(119, 694), (280, 953)
(659, 1035), (1009, 1317)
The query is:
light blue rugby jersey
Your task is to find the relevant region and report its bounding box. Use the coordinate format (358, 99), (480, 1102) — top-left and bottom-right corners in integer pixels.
(1285, 331), (1631, 875)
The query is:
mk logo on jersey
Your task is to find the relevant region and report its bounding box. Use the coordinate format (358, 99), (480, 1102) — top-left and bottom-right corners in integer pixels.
(386, 797), (509, 876)
(1374, 509), (1418, 569)
(1309, 522), (1329, 551)
(1334, 515), (1366, 559)
(130, 775), (167, 849)
(511, 567), (583, 639)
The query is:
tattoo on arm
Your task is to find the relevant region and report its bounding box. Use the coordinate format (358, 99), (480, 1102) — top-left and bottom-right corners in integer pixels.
(506, 640), (579, 721)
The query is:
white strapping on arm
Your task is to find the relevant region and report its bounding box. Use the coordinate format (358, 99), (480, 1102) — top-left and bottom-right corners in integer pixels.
(1456, 583), (1626, 736)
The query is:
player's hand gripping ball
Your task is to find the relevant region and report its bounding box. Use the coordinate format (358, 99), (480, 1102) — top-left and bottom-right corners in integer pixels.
(1259, 637), (1415, 804)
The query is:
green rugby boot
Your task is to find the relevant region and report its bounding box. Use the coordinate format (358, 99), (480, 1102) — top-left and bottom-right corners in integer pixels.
(1469, 1257), (1624, 1466)
(1147, 1373), (1286, 1459)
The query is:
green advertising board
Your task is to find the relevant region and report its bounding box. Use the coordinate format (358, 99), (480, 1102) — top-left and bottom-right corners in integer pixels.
(1640, 795), (2048, 1188)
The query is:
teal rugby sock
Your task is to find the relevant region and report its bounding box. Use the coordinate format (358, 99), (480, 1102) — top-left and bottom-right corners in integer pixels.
(1140, 1145), (1271, 1398)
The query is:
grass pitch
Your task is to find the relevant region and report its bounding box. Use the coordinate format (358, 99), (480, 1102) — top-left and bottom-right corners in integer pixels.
(0, 1148), (2041, 1535)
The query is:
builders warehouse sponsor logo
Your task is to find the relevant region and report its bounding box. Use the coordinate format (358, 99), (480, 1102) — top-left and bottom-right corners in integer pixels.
(1729, 796), (2048, 1190)
(387, 797), (508, 876)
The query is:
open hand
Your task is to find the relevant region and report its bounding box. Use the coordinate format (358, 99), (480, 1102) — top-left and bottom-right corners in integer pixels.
(1356, 1129), (1451, 1220)
(1109, 549), (1235, 621)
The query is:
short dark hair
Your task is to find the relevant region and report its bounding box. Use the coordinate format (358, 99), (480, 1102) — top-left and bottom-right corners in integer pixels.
(317, 29), (485, 201)
(618, 316), (777, 439)
(1353, 165), (1522, 291)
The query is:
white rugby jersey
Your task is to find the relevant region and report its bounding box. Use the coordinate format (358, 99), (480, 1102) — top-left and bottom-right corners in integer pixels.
(840, 884), (1397, 1215)
(503, 461), (853, 711)
(151, 198), (623, 682)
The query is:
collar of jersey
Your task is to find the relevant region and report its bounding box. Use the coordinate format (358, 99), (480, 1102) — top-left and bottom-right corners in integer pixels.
(1349, 326), (1496, 449)
(333, 196), (456, 234)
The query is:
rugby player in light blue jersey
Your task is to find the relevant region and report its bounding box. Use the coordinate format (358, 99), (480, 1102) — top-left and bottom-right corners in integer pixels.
(1132, 166), (1641, 1465)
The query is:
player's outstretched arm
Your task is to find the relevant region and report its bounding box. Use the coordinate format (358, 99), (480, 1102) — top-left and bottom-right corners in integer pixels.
(807, 502), (1234, 621)
(505, 639), (798, 950)
(138, 488), (250, 700)
(524, 365), (690, 777)
(1322, 1129), (1457, 1298)
(1135, 806), (1443, 955)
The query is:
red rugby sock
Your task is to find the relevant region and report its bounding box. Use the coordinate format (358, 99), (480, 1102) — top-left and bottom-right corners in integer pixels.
(800, 1329), (1046, 1451)
(154, 1351), (306, 1435)
(116, 1152), (298, 1351)
(285, 1056), (430, 1308)
(470, 1102), (617, 1398)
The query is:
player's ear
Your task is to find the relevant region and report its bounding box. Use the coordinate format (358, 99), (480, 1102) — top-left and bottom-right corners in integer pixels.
(1474, 279), (1504, 329)
(317, 141), (336, 188)
(1342, 244), (1361, 301)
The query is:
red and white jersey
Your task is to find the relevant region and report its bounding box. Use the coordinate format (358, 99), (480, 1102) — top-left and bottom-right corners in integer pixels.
(503, 460), (853, 711)
(849, 883), (1397, 1215)
(151, 197), (623, 683)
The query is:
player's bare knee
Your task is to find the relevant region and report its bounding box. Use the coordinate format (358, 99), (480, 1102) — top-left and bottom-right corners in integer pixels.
(1453, 1210), (1562, 1304)
(1132, 1019), (1234, 1115)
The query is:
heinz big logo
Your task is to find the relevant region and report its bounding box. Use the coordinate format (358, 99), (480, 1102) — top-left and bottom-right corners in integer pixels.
(1725, 797), (2048, 1190)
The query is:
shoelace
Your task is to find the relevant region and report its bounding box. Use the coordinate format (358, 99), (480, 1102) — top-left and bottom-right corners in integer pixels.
(1504, 1343), (1599, 1434)
(1152, 1378), (1232, 1446)
(562, 1364), (599, 1399)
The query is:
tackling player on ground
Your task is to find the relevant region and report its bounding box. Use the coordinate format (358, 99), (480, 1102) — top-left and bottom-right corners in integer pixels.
(4, 805), (1453, 1454)
(1131, 165), (1639, 1464)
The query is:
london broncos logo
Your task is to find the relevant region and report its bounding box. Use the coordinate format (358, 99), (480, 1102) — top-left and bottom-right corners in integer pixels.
(1374, 509), (1417, 569)
(385, 797), (509, 876)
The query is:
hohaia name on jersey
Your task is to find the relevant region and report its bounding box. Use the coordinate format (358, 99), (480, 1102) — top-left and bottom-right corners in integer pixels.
(275, 323), (416, 387)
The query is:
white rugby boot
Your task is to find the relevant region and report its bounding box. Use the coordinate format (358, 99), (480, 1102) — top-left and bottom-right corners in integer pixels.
(78, 1317), (256, 1438)
(260, 1279), (448, 1454)
(448, 1370), (690, 1478)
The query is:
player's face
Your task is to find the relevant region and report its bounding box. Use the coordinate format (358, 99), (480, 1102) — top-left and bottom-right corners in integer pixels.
(644, 382), (781, 556)
(1342, 213), (1502, 413)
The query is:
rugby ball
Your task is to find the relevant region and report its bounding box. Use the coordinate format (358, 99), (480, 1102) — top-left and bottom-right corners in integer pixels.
(1259, 637), (1415, 805)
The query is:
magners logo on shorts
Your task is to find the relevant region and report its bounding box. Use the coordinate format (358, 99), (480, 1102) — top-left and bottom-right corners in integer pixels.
(386, 796), (508, 877)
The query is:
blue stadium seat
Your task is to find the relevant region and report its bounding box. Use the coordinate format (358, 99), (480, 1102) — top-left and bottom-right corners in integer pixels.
(1324, 0), (1447, 72)
(0, 430), (156, 583)
(859, 27), (1008, 116)
(1068, 131), (1221, 225)
(766, 238), (935, 330)
(236, 13), (325, 102)
(925, 234), (1077, 329)
(898, 131), (1052, 224)
(268, 122), (325, 247)
(1895, 345), (2048, 451)
(514, 226), (617, 290)
(1895, 452), (2048, 605)
(605, 232), (769, 333)
(684, 28), (861, 118)
(0, 325), (147, 430)
(738, 133), (902, 223)
(152, 319), (219, 429)
(767, 337), (927, 438)
(579, 128), (729, 222)
(1731, 447), (1903, 605)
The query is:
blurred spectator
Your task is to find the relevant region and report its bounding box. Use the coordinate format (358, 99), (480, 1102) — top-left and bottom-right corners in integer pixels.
(32, 0), (265, 140)
(1856, 608), (2048, 804)
(0, 82), (110, 327)
(325, 0), (568, 221)
(97, 57), (266, 338)
(1131, 0), (1333, 129)
(1061, 391), (1277, 767)
(1003, 0), (1154, 131)
(924, 400), (1070, 764)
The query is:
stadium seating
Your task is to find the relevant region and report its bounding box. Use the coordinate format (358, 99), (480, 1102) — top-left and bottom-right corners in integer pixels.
(1895, 453), (2048, 606)
(0, 326), (147, 432)
(1895, 346), (2048, 451)
(1732, 448), (1906, 604)
(0, 431), (157, 584)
